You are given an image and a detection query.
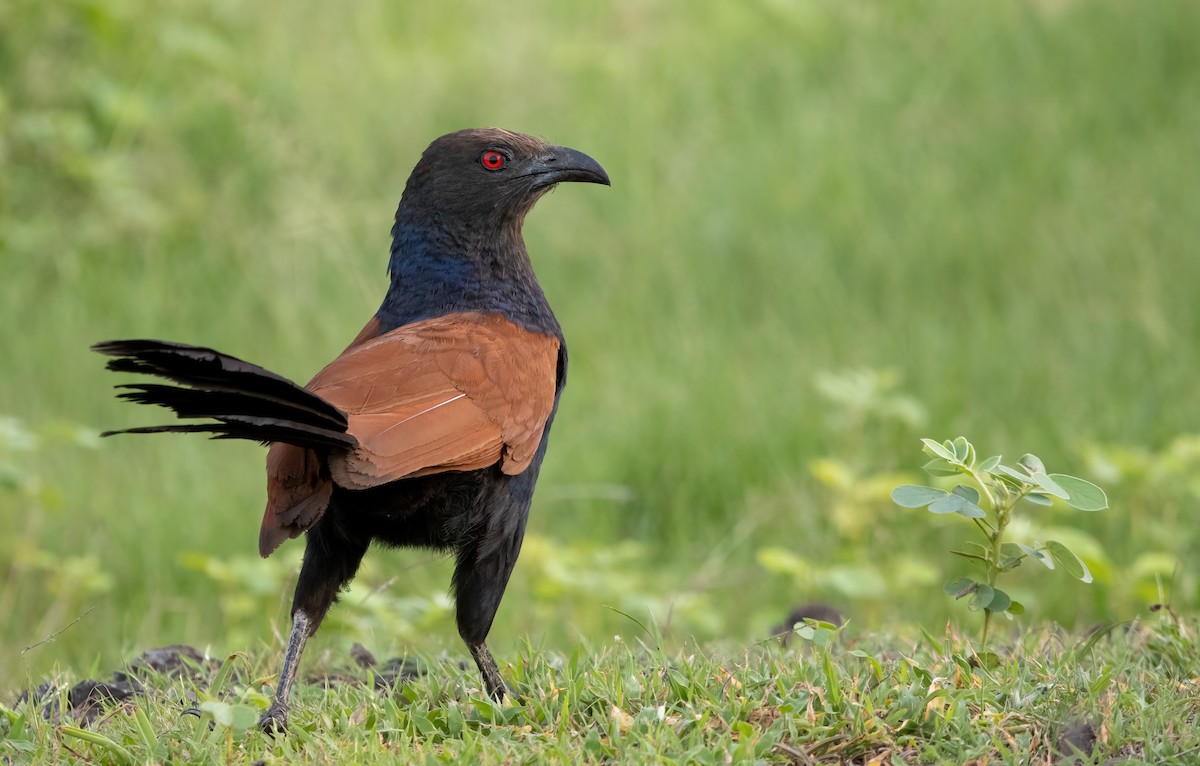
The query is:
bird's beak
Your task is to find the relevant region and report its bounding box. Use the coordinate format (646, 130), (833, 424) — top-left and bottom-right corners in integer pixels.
(527, 146), (611, 189)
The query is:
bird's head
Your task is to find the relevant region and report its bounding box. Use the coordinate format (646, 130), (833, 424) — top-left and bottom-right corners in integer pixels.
(396, 128), (610, 230)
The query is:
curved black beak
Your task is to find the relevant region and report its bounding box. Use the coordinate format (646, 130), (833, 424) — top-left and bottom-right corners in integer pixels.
(527, 146), (610, 189)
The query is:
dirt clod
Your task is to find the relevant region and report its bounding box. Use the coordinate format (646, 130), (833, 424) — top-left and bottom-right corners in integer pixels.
(351, 642), (377, 669)
(772, 602), (845, 646)
(1056, 719), (1098, 762)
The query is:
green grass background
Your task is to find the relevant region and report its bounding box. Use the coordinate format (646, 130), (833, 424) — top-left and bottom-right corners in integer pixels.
(2, 0), (1199, 686)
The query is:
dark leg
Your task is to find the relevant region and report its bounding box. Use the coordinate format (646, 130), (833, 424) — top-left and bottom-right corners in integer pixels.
(258, 610), (312, 733)
(259, 519), (369, 733)
(453, 528), (525, 701)
(469, 641), (506, 701)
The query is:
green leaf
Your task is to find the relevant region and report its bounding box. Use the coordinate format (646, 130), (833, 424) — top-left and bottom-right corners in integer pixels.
(1029, 471), (1069, 499)
(1007, 600), (1025, 615)
(822, 648), (843, 708)
(978, 455), (1001, 472)
(923, 458), (960, 477)
(926, 494), (961, 515)
(968, 584), (995, 611)
(1047, 540), (1093, 583)
(1000, 542), (1023, 559)
(470, 696), (503, 722)
(1017, 453), (1045, 475)
(1072, 622), (1126, 661)
(957, 502), (987, 518)
(209, 653), (245, 696)
(891, 485), (947, 508)
(199, 701), (259, 734)
(132, 707), (159, 753)
(200, 700), (235, 727)
(921, 438), (956, 462)
(411, 712), (436, 736)
(984, 588), (1011, 613)
(951, 436), (972, 463)
(944, 577), (976, 598)
(928, 491), (986, 518)
(1024, 492), (1053, 507)
(849, 649), (884, 679)
(998, 542), (1023, 571)
(1049, 474), (1108, 511)
(231, 705), (259, 733)
(58, 727), (134, 765)
(951, 484), (980, 504)
(995, 464), (1032, 486)
(1018, 543), (1054, 570)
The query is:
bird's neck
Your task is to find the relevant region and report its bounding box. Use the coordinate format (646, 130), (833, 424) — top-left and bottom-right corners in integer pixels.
(378, 215), (560, 337)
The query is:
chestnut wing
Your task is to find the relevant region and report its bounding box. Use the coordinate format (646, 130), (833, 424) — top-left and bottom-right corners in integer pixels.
(308, 312), (560, 490)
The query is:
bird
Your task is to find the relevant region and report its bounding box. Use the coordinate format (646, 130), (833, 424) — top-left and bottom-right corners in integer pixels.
(92, 128), (609, 732)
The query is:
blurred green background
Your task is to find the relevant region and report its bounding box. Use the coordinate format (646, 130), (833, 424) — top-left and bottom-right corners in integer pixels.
(3, 0), (1199, 685)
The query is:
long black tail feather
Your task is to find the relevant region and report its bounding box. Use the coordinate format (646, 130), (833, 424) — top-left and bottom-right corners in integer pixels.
(93, 339), (357, 451)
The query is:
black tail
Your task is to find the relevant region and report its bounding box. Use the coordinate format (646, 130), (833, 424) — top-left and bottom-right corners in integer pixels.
(92, 339), (357, 451)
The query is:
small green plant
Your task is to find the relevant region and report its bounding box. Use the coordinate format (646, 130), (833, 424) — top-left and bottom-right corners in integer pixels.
(892, 437), (1108, 646)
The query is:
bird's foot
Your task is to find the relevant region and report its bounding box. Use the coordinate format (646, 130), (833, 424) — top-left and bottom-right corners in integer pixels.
(258, 703), (289, 735)
(469, 642), (511, 703)
(482, 669), (521, 702)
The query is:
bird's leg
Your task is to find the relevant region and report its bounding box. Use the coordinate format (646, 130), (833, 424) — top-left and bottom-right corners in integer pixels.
(258, 516), (370, 734)
(453, 524), (527, 701)
(469, 641), (506, 701)
(258, 609), (312, 733)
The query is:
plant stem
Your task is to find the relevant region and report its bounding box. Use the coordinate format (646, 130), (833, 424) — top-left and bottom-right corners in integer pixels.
(981, 515), (1007, 648)
(977, 474), (1012, 650)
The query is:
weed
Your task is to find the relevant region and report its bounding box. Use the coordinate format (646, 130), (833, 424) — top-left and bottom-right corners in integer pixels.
(894, 437), (1107, 647)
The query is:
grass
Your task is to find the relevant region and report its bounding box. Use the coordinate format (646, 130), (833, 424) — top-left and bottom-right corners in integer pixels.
(2, 0), (1200, 760)
(5, 613), (1198, 763)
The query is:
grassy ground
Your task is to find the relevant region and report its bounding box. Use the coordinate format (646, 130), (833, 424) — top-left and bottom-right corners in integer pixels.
(3, 1), (1200, 760)
(5, 614), (1198, 764)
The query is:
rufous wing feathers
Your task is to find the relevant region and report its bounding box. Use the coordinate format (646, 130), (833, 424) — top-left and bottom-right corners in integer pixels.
(258, 312), (559, 555)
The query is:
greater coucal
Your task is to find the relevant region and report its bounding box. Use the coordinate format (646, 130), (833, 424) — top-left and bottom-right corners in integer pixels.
(92, 128), (609, 732)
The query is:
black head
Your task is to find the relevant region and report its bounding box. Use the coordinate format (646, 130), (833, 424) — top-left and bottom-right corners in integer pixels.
(397, 128), (610, 227)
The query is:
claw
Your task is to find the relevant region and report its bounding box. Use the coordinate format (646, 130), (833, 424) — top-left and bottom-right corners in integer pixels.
(258, 703), (289, 735)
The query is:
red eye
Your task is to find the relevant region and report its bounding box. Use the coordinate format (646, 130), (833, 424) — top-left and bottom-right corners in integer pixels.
(481, 150), (506, 170)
